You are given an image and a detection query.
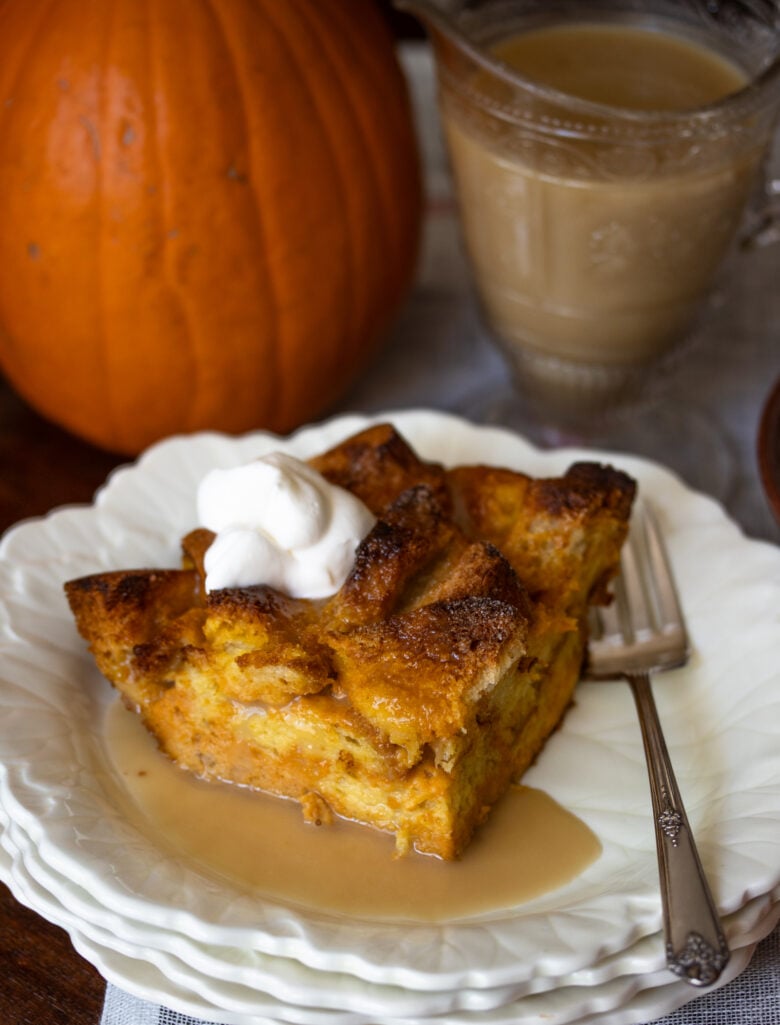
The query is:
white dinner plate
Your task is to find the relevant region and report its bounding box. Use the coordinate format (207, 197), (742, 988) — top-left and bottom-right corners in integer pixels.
(2, 799), (779, 1024)
(0, 410), (779, 997)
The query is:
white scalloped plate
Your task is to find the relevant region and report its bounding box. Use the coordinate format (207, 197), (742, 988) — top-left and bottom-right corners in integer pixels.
(66, 934), (757, 1025)
(4, 805), (778, 1025)
(1, 411), (779, 995)
(3, 799), (779, 1024)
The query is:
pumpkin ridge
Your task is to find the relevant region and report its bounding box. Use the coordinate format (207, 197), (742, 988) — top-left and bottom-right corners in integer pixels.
(0, 0), (61, 396)
(283, 0), (384, 359)
(319, 0), (421, 280)
(144, 0), (203, 436)
(300, 0), (395, 268)
(255, 0), (356, 406)
(95, 0), (121, 446)
(0, 0), (114, 446)
(0, 0), (59, 129)
(198, 0), (285, 426)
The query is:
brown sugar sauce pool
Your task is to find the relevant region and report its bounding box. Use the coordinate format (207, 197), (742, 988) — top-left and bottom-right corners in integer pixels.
(105, 700), (600, 921)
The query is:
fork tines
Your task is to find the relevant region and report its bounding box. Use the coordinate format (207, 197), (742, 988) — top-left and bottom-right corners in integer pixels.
(588, 503), (690, 678)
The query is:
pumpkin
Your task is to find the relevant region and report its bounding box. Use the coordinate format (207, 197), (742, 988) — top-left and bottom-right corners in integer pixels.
(0, 0), (422, 455)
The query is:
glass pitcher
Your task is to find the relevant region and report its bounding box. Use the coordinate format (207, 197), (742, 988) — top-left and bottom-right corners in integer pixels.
(398, 0), (780, 420)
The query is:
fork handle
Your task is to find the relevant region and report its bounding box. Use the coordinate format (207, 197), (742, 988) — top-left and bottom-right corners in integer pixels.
(627, 671), (730, 987)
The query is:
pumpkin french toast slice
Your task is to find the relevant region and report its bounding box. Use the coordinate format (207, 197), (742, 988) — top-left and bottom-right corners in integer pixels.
(65, 424), (635, 859)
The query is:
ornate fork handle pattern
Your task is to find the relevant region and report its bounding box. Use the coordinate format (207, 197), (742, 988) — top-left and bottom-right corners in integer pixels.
(628, 671), (731, 987)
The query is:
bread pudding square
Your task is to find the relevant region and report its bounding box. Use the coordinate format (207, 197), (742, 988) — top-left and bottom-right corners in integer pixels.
(65, 423), (635, 859)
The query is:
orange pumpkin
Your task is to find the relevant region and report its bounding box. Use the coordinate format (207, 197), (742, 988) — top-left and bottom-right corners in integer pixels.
(0, 0), (422, 455)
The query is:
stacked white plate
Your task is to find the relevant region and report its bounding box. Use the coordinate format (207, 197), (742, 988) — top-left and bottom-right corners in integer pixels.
(1, 410), (779, 1025)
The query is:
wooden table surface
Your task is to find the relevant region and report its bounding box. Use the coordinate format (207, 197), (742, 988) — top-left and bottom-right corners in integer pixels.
(0, 376), (121, 1025)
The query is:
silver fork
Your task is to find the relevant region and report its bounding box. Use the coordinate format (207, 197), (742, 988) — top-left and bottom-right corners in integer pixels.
(586, 503), (730, 987)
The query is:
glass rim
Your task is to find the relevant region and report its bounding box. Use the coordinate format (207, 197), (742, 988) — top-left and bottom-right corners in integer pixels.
(426, 9), (780, 128)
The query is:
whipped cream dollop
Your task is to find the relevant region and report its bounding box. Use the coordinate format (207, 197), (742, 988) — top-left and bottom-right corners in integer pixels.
(197, 452), (375, 599)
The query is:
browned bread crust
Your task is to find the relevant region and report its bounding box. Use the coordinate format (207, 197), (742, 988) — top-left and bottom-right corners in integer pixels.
(65, 423), (635, 859)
